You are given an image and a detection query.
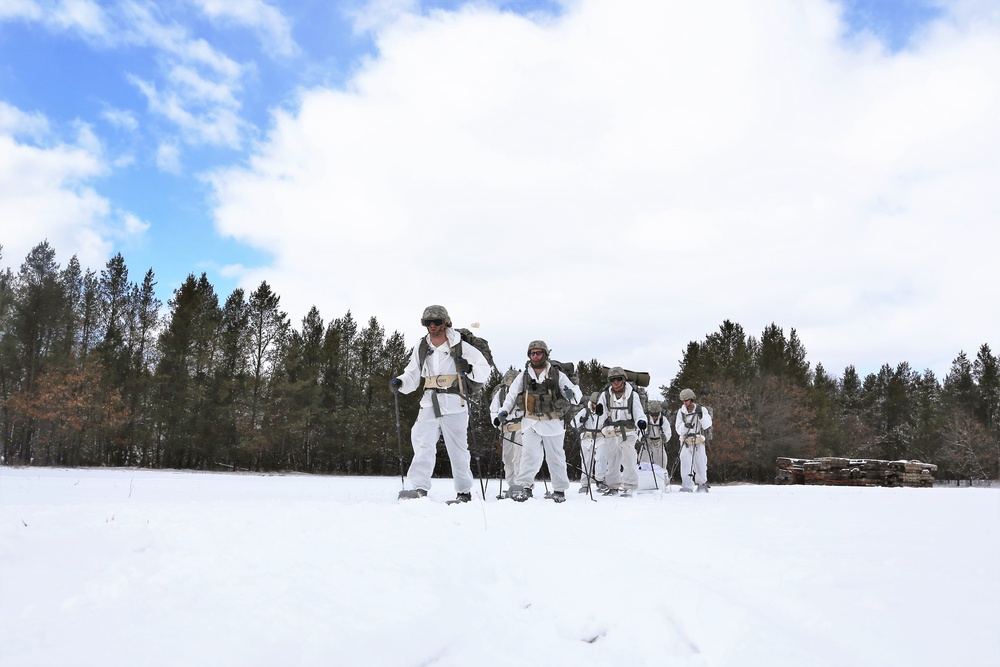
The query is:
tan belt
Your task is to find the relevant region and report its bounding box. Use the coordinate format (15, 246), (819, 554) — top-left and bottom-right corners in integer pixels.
(504, 422), (522, 433)
(423, 374), (458, 389)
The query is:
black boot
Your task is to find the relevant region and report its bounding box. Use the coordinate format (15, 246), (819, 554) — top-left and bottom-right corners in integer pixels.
(447, 492), (472, 504)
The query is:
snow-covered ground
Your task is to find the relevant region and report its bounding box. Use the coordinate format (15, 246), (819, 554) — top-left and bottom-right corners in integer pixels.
(1, 467), (997, 667)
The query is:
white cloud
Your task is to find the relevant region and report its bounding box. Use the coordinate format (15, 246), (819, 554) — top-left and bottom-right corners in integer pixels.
(100, 106), (139, 132)
(0, 101), (50, 138)
(206, 0), (999, 388)
(190, 0), (298, 58)
(0, 102), (147, 271)
(0, 0), (105, 34)
(3, 0), (249, 153)
(0, 0), (43, 21)
(155, 140), (181, 173)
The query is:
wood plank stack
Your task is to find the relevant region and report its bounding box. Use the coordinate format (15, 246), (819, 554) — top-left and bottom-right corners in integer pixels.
(775, 457), (937, 487)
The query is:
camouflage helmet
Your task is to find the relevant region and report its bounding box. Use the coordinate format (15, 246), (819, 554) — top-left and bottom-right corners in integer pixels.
(680, 388), (696, 402)
(503, 368), (519, 387)
(420, 305), (451, 326)
(647, 400), (662, 414)
(526, 340), (550, 358)
(589, 392), (601, 406)
(607, 366), (626, 382)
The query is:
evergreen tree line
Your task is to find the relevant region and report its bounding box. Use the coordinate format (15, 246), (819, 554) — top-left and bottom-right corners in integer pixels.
(1, 242), (996, 483)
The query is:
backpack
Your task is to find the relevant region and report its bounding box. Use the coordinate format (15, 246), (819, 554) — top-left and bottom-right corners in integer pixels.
(549, 359), (578, 384)
(417, 328), (494, 397)
(699, 404), (714, 441)
(601, 365), (650, 387)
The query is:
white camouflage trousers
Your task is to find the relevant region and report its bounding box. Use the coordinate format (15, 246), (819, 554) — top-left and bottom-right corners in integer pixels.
(578, 434), (606, 485)
(515, 428), (570, 492)
(407, 407), (473, 494)
(679, 443), (708, 490)
(499, 428), (523, 487)
(605, 430), (639, 491)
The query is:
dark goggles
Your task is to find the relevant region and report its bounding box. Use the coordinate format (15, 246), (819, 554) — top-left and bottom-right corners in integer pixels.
(422, 318), (445, 327)
(610, 376), (626, 383)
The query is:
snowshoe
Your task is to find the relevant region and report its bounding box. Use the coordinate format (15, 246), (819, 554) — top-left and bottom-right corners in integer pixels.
(398, 489), (428, 500)
(508, 484), (533, 502)
(446, 492), (472, 505)
(544, 490), (566, 503)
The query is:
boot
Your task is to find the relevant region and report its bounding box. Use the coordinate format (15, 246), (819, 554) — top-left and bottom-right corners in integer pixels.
(509, 484), (533, 502)
(601, 487), (619, 497)
(398, 488), (428, 500)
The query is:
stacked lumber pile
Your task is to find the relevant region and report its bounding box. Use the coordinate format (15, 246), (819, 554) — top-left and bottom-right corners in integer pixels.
(775, 457), (937, 487)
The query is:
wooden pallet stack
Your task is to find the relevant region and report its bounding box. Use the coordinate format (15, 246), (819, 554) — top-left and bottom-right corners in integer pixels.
(775, 457), (937, 487)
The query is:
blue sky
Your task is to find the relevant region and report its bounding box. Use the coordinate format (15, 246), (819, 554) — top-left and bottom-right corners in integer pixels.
(2, 0), (998, 392)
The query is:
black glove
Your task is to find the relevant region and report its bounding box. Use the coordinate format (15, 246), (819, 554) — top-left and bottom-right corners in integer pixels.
(456, 357), (472, 374)
(594, 404), (604, 416)
(390, 378), (402, 392)
(637, 419), (647, 431)
(493, 417), (501, 427)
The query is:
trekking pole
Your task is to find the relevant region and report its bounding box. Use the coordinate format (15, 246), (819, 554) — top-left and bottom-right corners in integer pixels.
(639, 433), (658, 490)
(669, 450), (680, 489)
(468, 393), (486, 500)
(393, 388), (405, 487)
(494, 424), (505, 500)
(586, 435), (597, 502)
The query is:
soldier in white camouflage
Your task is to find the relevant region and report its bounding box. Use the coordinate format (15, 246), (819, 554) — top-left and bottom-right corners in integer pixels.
(571, 392), (607, 493)
(495, 340), (582, 503)
(489, 368), (523, 498)
(391, 305), (491, 503)
(638, 399), (671, 486)
(675, 388), (713, 492)
(596, 366), (647, 497)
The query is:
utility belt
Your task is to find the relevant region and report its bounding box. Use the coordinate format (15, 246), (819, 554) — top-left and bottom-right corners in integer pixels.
(603, 423), (635, 438)
(423, 374), (459, 391)
(683, 435), (706, 446)
(502, 418), (522, 433)
(423, 374), (464, 418)
(580, 431), (602, 439)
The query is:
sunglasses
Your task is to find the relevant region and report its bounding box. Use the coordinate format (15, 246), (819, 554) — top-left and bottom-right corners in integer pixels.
(610, 376), (625, 383)
(528, 350), (545, 357)
(422, 318), (444, 327)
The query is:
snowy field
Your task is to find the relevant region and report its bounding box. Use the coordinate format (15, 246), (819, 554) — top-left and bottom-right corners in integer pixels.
(1, 468), (998, 667)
